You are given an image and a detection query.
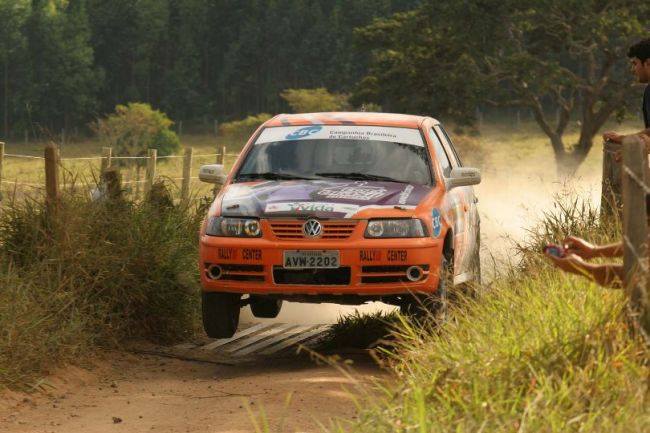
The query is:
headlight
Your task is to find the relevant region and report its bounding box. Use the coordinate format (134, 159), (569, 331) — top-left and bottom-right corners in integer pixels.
(206, 217), (262, 237)
(364, 219), (426, 238)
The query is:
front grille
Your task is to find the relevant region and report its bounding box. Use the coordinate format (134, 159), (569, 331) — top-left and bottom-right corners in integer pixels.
(361, 265), (430, 273)
(273, 266), (351, 285)
(269, 220), (357, 240)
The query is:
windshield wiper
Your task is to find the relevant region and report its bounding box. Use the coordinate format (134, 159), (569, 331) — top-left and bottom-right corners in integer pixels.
(315, 172), (405, 183)
(237, 172), (317, 181)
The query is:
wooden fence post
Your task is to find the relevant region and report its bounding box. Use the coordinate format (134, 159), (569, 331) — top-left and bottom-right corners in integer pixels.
(217, 145), (226, 165)
(100, 147), (112, 175)
(144, 148), (157, 197)
(621, 135), (650, 335)
(44, 143), (60, 204)
(181, 147), (193, 206)
(601, 140), (623, 219)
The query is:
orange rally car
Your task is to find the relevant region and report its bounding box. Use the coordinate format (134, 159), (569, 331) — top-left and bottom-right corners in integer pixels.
(198, 112), (481, 338)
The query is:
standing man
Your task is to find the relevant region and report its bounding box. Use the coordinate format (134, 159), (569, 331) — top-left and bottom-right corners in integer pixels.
(602, 38), (650, 143)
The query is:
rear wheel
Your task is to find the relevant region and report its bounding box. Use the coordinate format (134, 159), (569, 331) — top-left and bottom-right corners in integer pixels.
(250, 296), (283, 318)
(202, 292), (241, 338)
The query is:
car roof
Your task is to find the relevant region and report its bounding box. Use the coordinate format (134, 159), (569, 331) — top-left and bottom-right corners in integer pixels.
(264, 112), (438, 128)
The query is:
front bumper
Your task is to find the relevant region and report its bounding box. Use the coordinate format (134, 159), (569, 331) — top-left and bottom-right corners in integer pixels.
(199, 234), (443, 296)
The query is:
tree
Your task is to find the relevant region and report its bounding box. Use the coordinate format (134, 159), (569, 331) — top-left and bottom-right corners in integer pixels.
(23, 0), (100, 132)
(0, 0), (30, 139)
(354, 0), (649, 174)
(93, 102), (180, 160)
(280, 88), (349, 113)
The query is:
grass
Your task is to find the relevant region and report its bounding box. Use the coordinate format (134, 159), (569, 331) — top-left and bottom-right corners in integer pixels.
(321, 195), (649, 433)
(0, 190), (203, 390)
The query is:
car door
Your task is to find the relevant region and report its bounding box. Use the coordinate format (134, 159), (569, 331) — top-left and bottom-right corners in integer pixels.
(430, 125), (478, 284)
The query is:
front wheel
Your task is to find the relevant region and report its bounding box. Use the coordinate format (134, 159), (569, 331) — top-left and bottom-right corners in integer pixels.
(202, 292), (241, 338)
(250, 296), (283, 318)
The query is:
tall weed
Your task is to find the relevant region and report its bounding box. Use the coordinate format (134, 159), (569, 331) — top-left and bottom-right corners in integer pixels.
(0, 191), (203, 389)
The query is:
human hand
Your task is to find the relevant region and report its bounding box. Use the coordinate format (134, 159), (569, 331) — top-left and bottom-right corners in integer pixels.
(602, 131), (623, 143)
(546, 252), (589, 276)
(562, 236), (597, 259)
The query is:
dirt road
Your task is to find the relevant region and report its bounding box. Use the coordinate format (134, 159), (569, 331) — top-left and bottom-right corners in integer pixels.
(0, 346), (383, 433)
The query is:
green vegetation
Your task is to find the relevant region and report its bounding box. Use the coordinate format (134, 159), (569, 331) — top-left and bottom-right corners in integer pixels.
(220, 113), (273, 140)
(354, 0), (649, 173)
(0, 0), (419, 137)
(93, 102), (181, 158)
(0, 191), (202, 390)
(280, 88), (350, 113)
(328, 198), (648, 433)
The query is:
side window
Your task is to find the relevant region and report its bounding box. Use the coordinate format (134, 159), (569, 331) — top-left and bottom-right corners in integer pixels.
(429, 127), (452, 177)
(436, 125), (463, 167)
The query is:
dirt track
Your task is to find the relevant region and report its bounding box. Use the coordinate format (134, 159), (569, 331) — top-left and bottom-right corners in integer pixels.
(0, 347), (383, 433)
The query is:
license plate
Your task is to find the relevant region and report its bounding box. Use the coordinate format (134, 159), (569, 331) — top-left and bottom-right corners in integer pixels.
(283, 250), (340, 269)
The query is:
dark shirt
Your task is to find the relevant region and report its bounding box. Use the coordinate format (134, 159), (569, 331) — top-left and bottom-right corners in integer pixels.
(644, 84), (650, 128)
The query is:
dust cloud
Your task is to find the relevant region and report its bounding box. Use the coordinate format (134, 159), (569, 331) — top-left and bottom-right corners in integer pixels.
(242, 139), (605, 326)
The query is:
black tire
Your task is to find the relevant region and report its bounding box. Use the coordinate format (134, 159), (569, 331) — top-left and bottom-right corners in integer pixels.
(249, 296), (283, 318)
(202, 292), (241, 338)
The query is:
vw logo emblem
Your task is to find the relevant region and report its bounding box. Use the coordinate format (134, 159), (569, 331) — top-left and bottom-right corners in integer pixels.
(303, 219), (322, 238)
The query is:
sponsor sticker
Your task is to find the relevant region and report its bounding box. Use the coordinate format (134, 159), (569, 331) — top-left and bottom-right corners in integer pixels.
(256, 125), (425, 147)
(217, 248), (236, 260)
(317, 183), (387, 201)
(265, 202), (359, 214)
(398, 184), (414, 205)
(242, 249), (262, 261)
(432, 208), (442, 238)
(360, 250), (382, 262)
(285, 125), (322, 140)
(387, 250), (408, 262)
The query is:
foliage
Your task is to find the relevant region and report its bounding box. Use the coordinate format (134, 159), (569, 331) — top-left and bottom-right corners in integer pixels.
(329, 196), (648, 432)
(0, 190), (202, 389)
(354, 0), (650, 173)
(1, 0), (419, 136)
(93, 102), (180, 159)
(219, 113), (272, 139)
(318, 309), (400, 351)
(280, 88), (350, 113)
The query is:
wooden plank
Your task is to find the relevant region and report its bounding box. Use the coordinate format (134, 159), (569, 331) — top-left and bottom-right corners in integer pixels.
(200, 323), (272, 351)
(224, 323), (298, 353)
(259, 325), (331, 355)
(621, 135), (650, 333)
(234, 325), (314, 356)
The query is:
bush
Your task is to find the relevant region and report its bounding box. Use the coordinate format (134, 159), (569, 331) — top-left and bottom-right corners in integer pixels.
(220, 113), (272, 139)
(280, 88), (349, 113)
(93, 102), (181, 159)
(0, 191), (202, 389)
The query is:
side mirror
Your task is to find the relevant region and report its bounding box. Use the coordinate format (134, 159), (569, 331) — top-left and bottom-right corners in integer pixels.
(198, 164), (227, 184)
(446, 167), (481, 189)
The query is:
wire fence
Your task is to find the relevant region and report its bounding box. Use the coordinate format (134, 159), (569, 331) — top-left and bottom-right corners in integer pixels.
(0, 141), (241, 204)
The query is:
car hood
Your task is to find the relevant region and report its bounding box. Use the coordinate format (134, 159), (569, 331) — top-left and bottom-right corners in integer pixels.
(220, 180), (431, 218)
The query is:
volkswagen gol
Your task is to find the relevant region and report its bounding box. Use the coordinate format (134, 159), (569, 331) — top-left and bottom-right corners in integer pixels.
(198, 112), (481, 338)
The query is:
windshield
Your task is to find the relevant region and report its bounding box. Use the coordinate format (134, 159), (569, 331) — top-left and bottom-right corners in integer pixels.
(235, 125), (433, 185)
